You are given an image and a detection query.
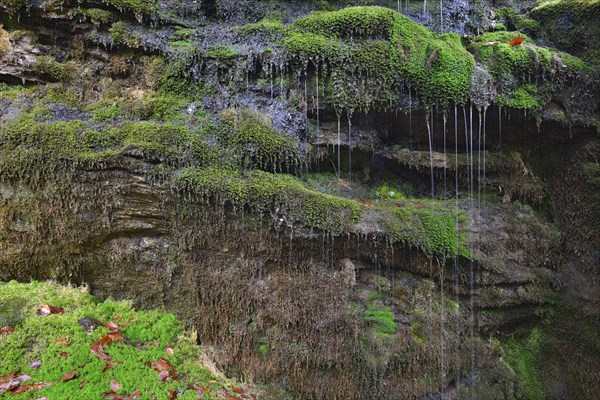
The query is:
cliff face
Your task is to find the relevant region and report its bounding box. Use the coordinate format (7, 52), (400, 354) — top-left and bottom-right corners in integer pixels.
(1, 0), (599, 398)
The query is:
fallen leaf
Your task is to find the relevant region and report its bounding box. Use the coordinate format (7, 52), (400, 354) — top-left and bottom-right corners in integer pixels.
(110, 379), (121, 391)
(509, 36), (524, 46)
(106, 322), (119, 332)
(36, 304), (64, 316)
(153, 342), (160, 348)
(0, 373), (18, 384)
(167, 390), (178, 400)
(106, 331), (124, 343)
(11, 384), (33, 394)
(196, 389), (204, 398)
(17, 374), (31, 383)
(232, 387), (245, 394)
(55, 338), (69, 347)
(130, 390), (141, 400)
(35, 397), (48, 400)
(166, 346), (174, 355)
(60, 352), (70, 358)
(2, 380), (20, 391)
(29, 361), (42, 370)
(158, 370), (170, 383)
(0, 326), (14, 334)
(32, 382), (51, 391)
(79, 381), (89, 389)
(101, 392), (124, 400)
(60, 371), (77, 382)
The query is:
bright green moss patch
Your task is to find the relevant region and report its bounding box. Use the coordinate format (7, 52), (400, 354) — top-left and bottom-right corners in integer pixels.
(363, 290), (396, 337)
(383, 200), (471, 260)
(0, 280), (248, 399)
(34, 56), (71, 82)
(496, 84), (539, 112)
(240, 18), (286, 36)
(279, 6), (474, 110)
(103, 0), (157, 19)
(176, 167), (362, 234)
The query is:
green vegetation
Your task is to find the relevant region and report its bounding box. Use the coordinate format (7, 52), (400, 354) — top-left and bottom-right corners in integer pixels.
(504, 327), (546, 400)
(34, 56), (71, 82)
(363, 290), (396, 337)
(109, 21), (142, 48)
(79, 8), (117, 25)
(176, 167), (362, 234)
(0, 280), (248, 399)
(383, 200), (471, 260)
(103, 0), (157, 19)
(280, 6), (474, 110)
(496, 84), (539, 112)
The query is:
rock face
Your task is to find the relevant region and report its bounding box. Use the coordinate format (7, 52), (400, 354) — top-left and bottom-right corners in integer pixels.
(0, 0), (599, 398)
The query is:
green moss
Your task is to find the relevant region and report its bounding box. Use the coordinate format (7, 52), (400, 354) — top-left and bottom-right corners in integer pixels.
(363, 290), (396, 337)
(240, 18), (286, 36)
(383, 200), (471, 260)
(504, 327), (546, 400)
(205, 45), (238, 59)
(492, 22), (507, 31)
(176, 167), (362, 234)
(496, 84), (540, 112)
(79, 8), (117, 25)
(0, 281), (240, 399)
(103, 0), (157, 19)
(217, 109), (303, 172)
(35, 56), (71, 82)
(109, 21), (142, 48)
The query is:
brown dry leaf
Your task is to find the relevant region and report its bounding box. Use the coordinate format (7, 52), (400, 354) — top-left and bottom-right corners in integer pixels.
(166, 346), (174, 355)
(54, 338), (69, 347)
(60, 352), (70, 358)
(167, 390), (178, 400)
(153, 342), (160, 348)
(110, 379), (121, 391)
(101, 392), (124, 400)
(60, 371), (77, 382)
(79, 381), (89, 389)
(11, 384), (33, 394)
(0, 326), (14, 334)
(0, 373), (18, 384)
(106, 322), (119, 332)
(32, 382), (51, 391)
(158, 370), (169, 383)
(130, 390), (141, 400)
(232, 387), (245, 394)
(106, 331), (124, 343)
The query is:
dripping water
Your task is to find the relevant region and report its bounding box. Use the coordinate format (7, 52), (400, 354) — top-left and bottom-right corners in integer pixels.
(337, 117), (341, 179)
(453, 104), (461, 392)
(469, 104), (475, 395)
(316, 63), (320, 172)
(347, 113), (352, 181)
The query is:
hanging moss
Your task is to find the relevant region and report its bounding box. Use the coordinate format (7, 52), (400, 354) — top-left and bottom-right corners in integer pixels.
(496, 84), (540, 112)
(176, 167), (362, 235)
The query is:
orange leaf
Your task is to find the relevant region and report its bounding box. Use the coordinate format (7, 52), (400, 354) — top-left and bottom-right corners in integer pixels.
(509, 36), (524, 46)
(232, 387), (245, 394)
(60, 371), (77, 382)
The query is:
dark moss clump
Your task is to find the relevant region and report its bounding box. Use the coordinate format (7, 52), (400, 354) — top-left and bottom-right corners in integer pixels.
(176, 167), (362, 234)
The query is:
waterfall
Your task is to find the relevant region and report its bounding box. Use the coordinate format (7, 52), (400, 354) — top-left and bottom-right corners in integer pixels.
(453, 104), (461, 392)
(347, 113), (352, 181)
(337, 117), (341, 178)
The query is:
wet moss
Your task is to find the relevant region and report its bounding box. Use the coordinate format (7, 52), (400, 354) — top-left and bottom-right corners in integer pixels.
(496, 84), (539, 112)
(176, 167), (362, 234)
(504, 327), (546, 400)
(35, 56), (71, 82)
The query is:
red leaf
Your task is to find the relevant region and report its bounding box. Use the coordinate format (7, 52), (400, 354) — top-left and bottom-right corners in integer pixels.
(0, 326), (14, 334)
(106, 322), (119, 332)
(110, 379), (121, 391)
(60, 371), (77, 382)
(509, 36), (524, 46)
(60, 352), (70, 358)
(10, 384), (33, 394)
